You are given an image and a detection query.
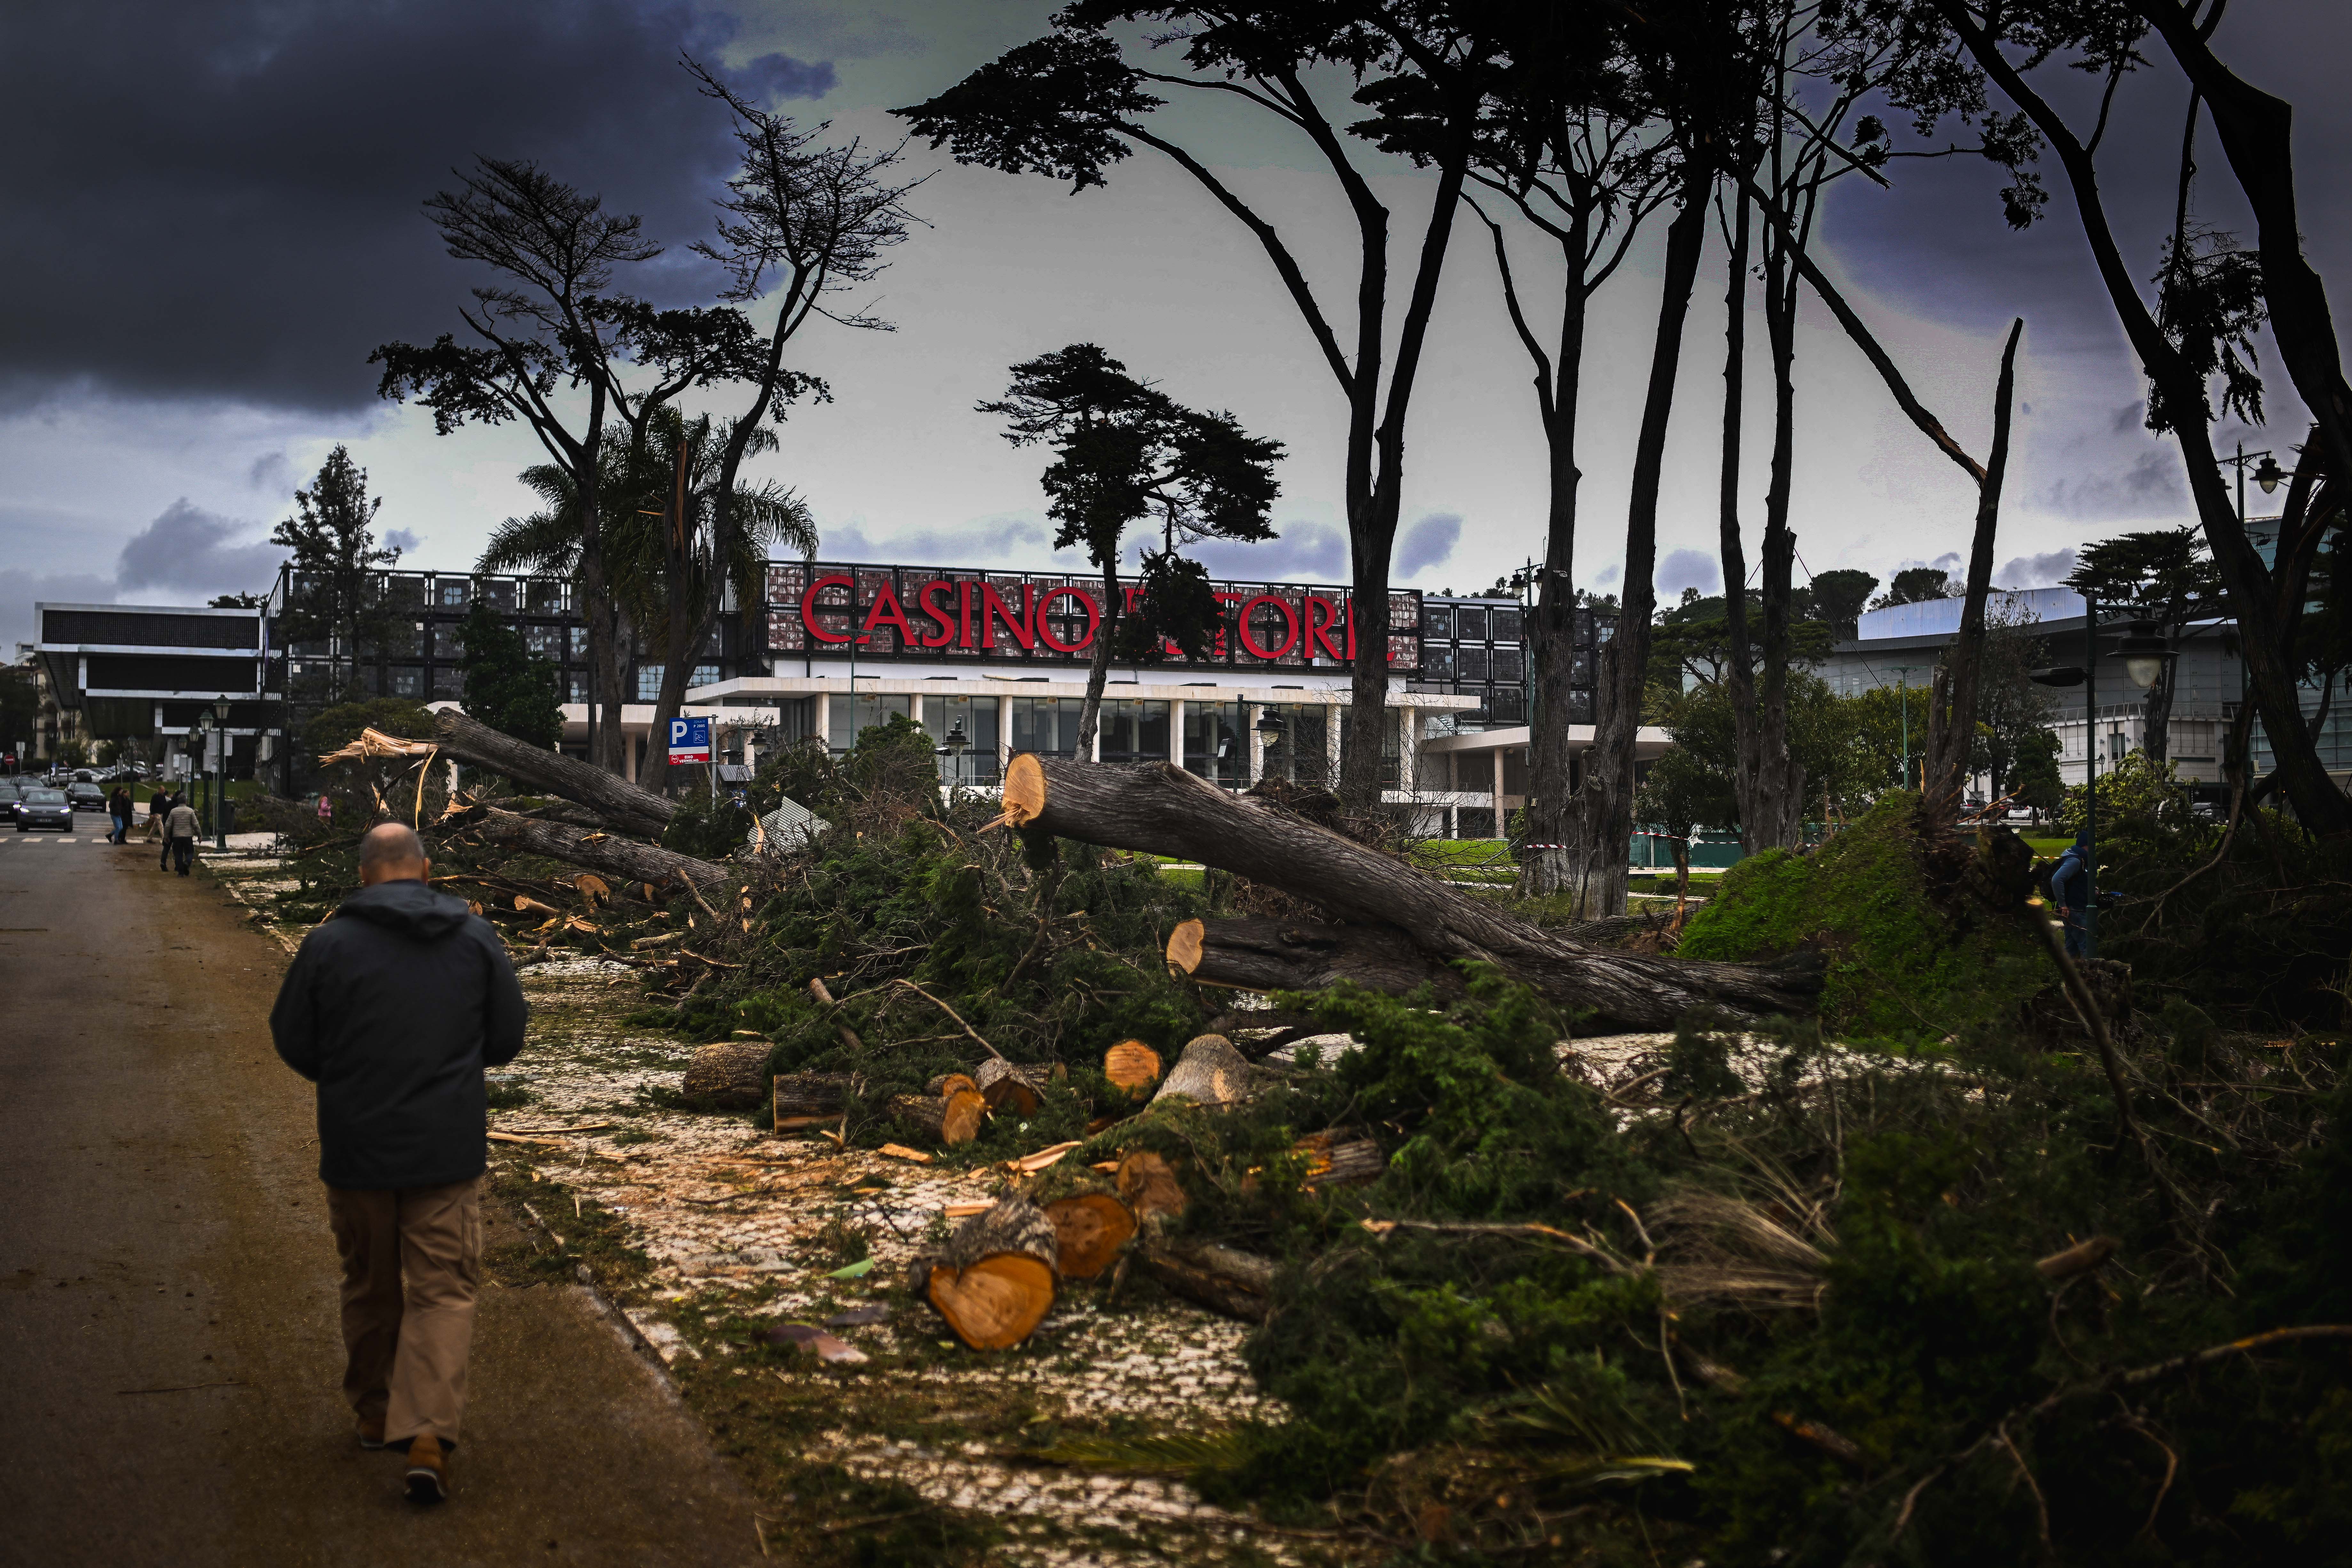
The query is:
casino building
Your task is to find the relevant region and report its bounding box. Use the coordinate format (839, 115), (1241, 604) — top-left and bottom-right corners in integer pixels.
(258, 557), (1666, 837)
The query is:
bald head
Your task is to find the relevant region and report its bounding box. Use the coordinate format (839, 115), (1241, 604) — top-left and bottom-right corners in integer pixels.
(357, 823), (431, 885)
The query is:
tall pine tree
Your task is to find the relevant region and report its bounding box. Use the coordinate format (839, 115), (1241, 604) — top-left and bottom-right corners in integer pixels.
(271, 446), (399, 702)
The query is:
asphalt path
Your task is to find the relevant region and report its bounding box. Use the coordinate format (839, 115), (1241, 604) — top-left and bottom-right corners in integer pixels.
(0, 819), (764, 1566)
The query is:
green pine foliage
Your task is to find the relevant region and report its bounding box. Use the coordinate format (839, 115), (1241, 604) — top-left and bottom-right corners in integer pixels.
(1673, 793), (2055, 1042)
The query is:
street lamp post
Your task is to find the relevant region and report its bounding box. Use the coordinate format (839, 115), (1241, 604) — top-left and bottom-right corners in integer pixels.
(936, 717), (969, 803)
(1889, 665), (1924, 790)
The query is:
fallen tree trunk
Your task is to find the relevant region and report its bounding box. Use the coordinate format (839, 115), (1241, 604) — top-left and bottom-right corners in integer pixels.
(434, 709), (675, 837)
(1168, 916), (1467, 999)
(464, 806), (734, 896)
(975, 1059), (1055, 1115)
(1134, 1238), (1276, 1323)
(681, 1041), (770, 1109)
(772, 1072), (858, 1121)
(890, 1088), (986, 1145)
(1003, 756), (1815, 1029)
(1043, 1192), (1136, 1280)
(915, 1197), (1059, 1349)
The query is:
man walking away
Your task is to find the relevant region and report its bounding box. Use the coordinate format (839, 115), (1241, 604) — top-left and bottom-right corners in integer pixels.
(269, 823), (527, 1504)
(153, 789), (177, 863)
(108, 786), (132, 844)
(2051, 832), (2094, 959)
(164, 796), (200, 875)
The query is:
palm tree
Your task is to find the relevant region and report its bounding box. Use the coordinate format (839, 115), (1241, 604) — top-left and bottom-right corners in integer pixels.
(479, 411), (816, 766)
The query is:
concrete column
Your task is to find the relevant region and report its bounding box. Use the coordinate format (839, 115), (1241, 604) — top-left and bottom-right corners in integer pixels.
(1398, 706), (1419, 795)
(814, 692), (831, 752)
(909, 693), (923, 726)
(1091, 705), (1102, 762)
(1247, 703), (1266, 783)
(1492, 747), (1507, 839)
(1170, 699), (1187, 772)
(1325, 703), (1342, 785)
(996, 694), (1013, 776)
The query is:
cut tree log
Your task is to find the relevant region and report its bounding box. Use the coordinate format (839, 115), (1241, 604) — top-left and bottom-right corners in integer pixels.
(915, 1197), (1059, 1349)
(1002, 755), (1818, 1029)
(1102, 1040), (1161, 1097)
(975, 1058), (1056, 1115)
(1115, 1149), (1186, 1227)
(1133, 1238), (1276, 1322)
(681, 1041), (770, 1109)
(772, 1072), (857, 1121)
(1043, 1193), (1137, 1280)
(466, 807), (734, 895)
(1296, 1130), (1385, 1188)
(1168, 916), (1467, 999)
(434, 708), (674, 837)
(1151, 1034), (1251, 1109)
(891, 1088), (986, 1146)
(925, 1073), (980, 1098)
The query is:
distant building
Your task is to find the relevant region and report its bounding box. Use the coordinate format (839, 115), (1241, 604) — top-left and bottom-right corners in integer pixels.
(30, 601), (282, 772)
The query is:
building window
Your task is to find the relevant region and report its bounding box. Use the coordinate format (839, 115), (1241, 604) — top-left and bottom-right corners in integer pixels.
(828, 692), (911, 751)
(432, 666), (463, 699)
(1459, 645), (1490, 683)
(1456, 606), (1489, 642)
(1422, 604), (1454, 640)
(636, 664), (664, 701)
(1493, 608), (1522, 642)
(1100, 699), (1171, 764)
(568, 626), (589, 661)
(525, 625), (562, 661)
(1256, 703), (1329, 787)
(922, 695), (1002, 784)
(1183, 700), (1247, 787)
(431, 622), (463, 660)
(1421, 644), (1456, 681)
(1492, 648), (1525, 683)
(567, 672), (589, 704)
(689, 663), (721, 689)
(391, 667), (423, 698)
(1010, 696), (1088, 758)
(436, 578), (471, 609)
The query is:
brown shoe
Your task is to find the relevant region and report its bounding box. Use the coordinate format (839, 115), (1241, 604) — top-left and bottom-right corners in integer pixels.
(358, 1415), (387, 1450)
(403, 1435), (448, 1503)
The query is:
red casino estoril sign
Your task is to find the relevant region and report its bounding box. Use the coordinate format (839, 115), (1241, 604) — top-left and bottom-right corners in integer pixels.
(764, 563), (1421, 675)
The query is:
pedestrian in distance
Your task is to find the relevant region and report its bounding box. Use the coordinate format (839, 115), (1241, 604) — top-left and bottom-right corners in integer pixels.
(152, 789), (177, 864)
(268, 822), (527, 1505)
(163, 796), (199, 875)
(108, 786), (132, 844)
(316, 792), (334, 829)
(2051, 831), (2095, 959)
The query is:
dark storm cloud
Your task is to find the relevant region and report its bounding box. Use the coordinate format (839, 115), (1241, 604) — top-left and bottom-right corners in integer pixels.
(1188, 522), (1349, 583)
(1999, 548), (2079, 587)
(2037, 450), (2187, 519)
(112, 499), (284, 594)
(0, 1), (832, 414)
(1656, 548), (1721, 596)
(1821, 6), (2352, 366)
(1394, 512), (1462, 577)
(824, 516), (1056, 564)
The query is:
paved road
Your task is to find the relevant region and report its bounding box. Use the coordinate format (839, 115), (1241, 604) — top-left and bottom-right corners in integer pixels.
(0, 822), (764, 1566)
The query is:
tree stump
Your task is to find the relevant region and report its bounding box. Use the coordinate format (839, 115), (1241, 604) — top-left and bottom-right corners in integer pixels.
(891, 1088), (986, 1145)
(916, 1197), (1059, 1349)
(680, 1041), (770, 1110)
(1102, 1041), (1161, 1098)
(976, 1058), (1055, 1115)
(772, 1072), (857, 1123)
(1043, 1193), (1136, 1280)
(1150, 1034), (1251, 1109)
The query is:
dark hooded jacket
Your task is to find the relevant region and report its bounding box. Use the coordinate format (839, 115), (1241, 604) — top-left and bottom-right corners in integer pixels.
(270, 879), (528, 1189)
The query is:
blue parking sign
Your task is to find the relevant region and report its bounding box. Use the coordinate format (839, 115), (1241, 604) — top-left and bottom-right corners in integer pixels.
(668, 715), (712, 764)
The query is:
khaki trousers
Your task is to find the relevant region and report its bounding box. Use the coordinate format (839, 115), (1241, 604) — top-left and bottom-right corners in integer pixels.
(325, 1177), (483, 1447)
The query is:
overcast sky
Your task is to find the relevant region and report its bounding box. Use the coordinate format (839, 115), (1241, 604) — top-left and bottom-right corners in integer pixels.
(4, 0), (2346, 651)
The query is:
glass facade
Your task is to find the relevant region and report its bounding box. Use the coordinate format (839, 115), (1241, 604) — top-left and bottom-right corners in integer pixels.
(1183, 700), (1249, 788)
(1100, 699), (1170, 764)
(827, 693), (912, 751)
(1009, 696), (1088, 758)
(921, 695), (1002, 785)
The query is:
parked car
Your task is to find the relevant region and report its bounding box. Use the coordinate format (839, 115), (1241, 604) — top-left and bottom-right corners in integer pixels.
(0, 781), (22, 815)
(65, 782), (106, 812)
(15, 788), (71, 831)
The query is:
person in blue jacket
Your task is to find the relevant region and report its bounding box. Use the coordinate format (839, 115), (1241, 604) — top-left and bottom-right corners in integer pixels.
(2051, 832), (2094, 957)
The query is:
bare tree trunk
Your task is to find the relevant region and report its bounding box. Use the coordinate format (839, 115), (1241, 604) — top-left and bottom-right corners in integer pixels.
(1751, 222), (1808, 851)
(463, 806), (737, 894)
(1519, 207), (1591, 899)
(1570, 189), (1710, 916)
(1717, 187), (1766, 851)
(1074, 561), (1122, 763)
(2142, 631), (2176, 766)
(432, 708), (675, 837)
(1926, 320), (2025, 803)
